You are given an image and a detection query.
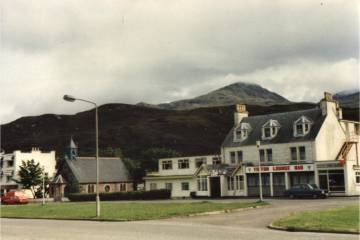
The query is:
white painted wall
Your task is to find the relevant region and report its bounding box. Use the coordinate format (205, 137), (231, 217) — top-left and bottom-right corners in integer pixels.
(158, 155), (219, 176)
(145, 178), (196, 197)
(1, 148), (56, 187)
(222, 141), (314, 165)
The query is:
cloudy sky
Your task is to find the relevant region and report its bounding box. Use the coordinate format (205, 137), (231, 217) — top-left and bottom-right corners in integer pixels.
(0, 0), (358, 123)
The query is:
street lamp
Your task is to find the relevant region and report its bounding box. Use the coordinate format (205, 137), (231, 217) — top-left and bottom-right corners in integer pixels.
(256, 140), (263, 202)
(63, 94), (100, 217)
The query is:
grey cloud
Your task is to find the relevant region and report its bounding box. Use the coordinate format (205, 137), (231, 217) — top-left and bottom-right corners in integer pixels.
(0, 0), (358, 123)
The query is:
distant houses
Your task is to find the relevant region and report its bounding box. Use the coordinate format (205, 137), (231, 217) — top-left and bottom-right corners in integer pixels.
(0, 148), (56, 195)
(144, 92), (360, 197)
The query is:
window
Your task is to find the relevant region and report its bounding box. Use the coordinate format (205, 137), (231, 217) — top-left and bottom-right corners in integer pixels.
(262, 120), (280, 140)
(237, 151), (243, 163)
(259, 149), (265, 162)
(356, 172), (360, 184)
(227, 176), (244, 191)
(299, 146), (306, 160)
(212, 157), (221, 165)
(104, 185), (110, 192)
(230, 152), (236, 164)
(162, 160), (172, 170)
(234, 123), (252, 142)
(294, 116), (312, 137)
(181, 182), (189, 191)
(290, 147), (297, 161)
(197, 176), (208, 191)
(266, 149), (272, 162)
(227, 177), (235, 190)
(178, 159), (189, 169)
(150, 183), (157, 190)
(120, 183), (126, 191)
(165, 183), (172, 190)
(88, 184), (95, 193)
(7, 160), (14, 167)
(195, 157), (206, 168)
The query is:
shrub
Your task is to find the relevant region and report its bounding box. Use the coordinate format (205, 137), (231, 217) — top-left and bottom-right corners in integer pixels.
(68, 189), (171, 202)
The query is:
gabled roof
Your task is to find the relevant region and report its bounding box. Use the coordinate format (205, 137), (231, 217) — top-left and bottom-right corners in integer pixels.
(222, 108), (326, 147)
(65, 157), (131, 183)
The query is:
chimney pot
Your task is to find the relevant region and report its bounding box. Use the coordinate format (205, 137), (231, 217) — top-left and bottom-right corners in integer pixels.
(235, 104), (246, 113)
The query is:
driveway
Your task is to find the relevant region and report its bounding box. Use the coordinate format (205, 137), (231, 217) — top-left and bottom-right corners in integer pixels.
(163, 197), (359, 229)
(1, 197), (358, 240)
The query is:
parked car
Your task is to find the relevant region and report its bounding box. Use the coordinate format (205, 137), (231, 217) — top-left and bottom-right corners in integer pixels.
(1, 191), (29, 204)
(284, 184), (327, 199)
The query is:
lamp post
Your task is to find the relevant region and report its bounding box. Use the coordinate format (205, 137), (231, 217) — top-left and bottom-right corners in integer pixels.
(256, 140), (263, 202)
(63, 95), (100, 217)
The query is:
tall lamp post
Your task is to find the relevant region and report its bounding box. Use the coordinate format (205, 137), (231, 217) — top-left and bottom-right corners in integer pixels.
(256, 140), (263, 202)
(63, 95), (100, 217)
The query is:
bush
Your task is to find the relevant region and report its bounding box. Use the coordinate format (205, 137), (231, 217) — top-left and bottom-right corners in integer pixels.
(68, 189), (171, 202)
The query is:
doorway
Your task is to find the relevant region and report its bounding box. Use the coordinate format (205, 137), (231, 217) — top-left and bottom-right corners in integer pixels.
(210, 177), (221, 198)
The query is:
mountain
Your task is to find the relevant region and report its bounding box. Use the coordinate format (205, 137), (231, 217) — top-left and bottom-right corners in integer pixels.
(2, 102), (327, 160)
(334, 90), (359, 108)
(154, 82), (290, 110)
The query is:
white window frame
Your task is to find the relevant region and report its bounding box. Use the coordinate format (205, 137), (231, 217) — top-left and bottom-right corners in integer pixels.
(181, 182), (190, 191)
(162, 160), (173, 170)
(356, 172), (360, 184)
(165, 182), (172, 190)
(234, 123), (252, 142)
(293, 116), (313, 137)
(262, 120), (280, 140)
(178, 159), (189, 169)
(197, 176), (208, 191)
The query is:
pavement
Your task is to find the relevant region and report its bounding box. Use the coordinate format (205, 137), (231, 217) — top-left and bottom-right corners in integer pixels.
(1, 197), (359, 240)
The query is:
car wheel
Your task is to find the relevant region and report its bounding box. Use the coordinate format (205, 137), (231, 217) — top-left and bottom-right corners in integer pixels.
(289, 194), (295, 199)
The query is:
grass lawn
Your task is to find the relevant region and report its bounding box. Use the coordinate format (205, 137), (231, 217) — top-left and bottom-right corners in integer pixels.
(273, 205), (359, 234)
(0, 201), (267, 221)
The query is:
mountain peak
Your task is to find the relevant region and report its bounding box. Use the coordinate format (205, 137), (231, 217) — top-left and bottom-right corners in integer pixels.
(158, 81), (290, 110)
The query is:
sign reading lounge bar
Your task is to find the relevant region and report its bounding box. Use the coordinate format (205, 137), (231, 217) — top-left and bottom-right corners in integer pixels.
(246, 164), (314, 173)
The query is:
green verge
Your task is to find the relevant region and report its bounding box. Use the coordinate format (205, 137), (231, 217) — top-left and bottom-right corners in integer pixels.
(0, 201), (267, 221)
(273, 205), (359, 234)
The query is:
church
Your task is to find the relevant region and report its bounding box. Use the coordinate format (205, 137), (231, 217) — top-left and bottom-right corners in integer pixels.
(57, 139), (134, 196)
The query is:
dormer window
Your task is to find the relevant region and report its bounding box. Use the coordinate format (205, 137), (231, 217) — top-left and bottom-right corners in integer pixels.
(234, 123), (252, 142)
(262, 120), (280, 140)
(294, 116), (312, 137)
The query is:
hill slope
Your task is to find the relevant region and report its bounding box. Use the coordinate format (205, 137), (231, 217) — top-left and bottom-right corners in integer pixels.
(334, 90), (359, 108)
(2, 103), (331, 160)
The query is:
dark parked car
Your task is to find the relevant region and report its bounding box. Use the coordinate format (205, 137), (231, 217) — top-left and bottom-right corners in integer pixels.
(284, 184), (327, 199)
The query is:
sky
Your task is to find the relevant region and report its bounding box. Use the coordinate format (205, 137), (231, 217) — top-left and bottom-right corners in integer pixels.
(0, 0), (359, 124)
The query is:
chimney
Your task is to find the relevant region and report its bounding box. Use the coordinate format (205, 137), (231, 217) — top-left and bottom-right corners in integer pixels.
(234, 104), (248, 125)
(320, 91), (341, 118)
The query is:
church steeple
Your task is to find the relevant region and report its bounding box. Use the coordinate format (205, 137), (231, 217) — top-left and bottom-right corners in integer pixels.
(66, 137), (78, 160)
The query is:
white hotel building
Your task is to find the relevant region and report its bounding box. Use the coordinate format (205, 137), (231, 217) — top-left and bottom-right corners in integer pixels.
(0, 148), (57, 194)
(144, 92), (360, 197)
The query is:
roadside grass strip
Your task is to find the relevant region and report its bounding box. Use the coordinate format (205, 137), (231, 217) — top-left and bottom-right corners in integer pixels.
(1, 201), (267, 221)
(272, 205), (359, 234)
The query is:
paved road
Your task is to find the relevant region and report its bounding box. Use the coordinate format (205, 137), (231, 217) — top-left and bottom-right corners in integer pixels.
(1, 198), (358, 240)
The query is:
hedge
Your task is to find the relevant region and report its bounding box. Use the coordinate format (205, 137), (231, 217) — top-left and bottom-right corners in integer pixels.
(68, 189), (171, 202)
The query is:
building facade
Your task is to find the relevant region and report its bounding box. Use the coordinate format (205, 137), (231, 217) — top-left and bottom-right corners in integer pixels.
(0, 148), (56, 194)
(144, 92), (360, 197)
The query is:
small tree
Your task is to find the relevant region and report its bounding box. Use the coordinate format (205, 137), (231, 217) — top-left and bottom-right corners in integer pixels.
(15, 159), (43, 198)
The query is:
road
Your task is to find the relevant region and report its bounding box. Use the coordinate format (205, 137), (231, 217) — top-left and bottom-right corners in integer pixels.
(1, 197), (358, 240)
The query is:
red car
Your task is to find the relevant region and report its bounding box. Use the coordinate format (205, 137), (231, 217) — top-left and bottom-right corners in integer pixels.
(1, 191), (29, 205)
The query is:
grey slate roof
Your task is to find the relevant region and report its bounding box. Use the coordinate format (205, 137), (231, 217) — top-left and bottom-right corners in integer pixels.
(222, 107), (326, 148)
(65, 157), (131, 183)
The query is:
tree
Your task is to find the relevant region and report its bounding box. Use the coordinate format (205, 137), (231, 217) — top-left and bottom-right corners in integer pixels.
(15, 159), (43, 198)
